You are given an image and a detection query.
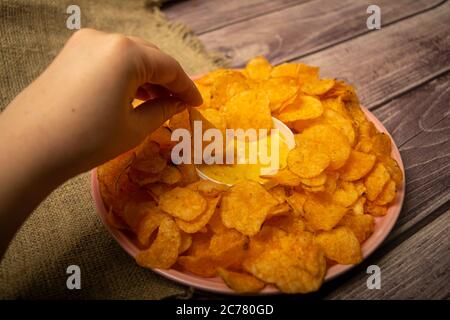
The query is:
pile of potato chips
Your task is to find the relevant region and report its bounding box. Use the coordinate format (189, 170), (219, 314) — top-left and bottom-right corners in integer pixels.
(98, 57), (403, 294)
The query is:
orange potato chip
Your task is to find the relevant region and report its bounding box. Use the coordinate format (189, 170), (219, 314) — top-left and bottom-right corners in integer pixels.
(375, 179), (396, 205)
(303, 194), (348, 231)
(301, 78), (335, 96)
(298, 124), (351, 170)
(365, 201), (388, 217)
(244, 56), (272, 80)
(380, 156), (403, 186)
(217, 268), (266, 293)
(287, 142), (330, 178)
(135, 216), (181, 269)
(208, 208), (228, 234)
(259, 77), (298, 112)
(267, 203), (291, 219)
(261, 168), (302, 187)
(220, 181), (278, 236)
(300, 172), (327, 187)
(315, 227), (362, 265)
(270, 63), (300, 78)
(211, 70), (247, 109)
(351, 196), (366, 215)
(364, 162), (391, 201)
(195, 83), (212, 109)
(221, 89), (272, 130)
(175, 196), (220, 233)
(243, 231), (326, 293)
(338, 214), (375, 243)
(278, 96), (323, 122)
(186, 180), (230, 197)
(371, 132), (392, 156)
(268, 185), (287, 204)
(179, 232), (193, 254)
(332, 181), (359, 207)
(264, 214), (306, 235)
(136, 207), (167, 247)
(339, 150), (376, 181)
(159, 165), (182, 185)
(159, 187), (207, 221)
(286, 191), (307, 216)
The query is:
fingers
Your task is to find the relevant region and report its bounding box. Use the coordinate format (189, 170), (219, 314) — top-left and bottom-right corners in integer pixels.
(129, 96), (187, 136)
(135, 45), (203, 106)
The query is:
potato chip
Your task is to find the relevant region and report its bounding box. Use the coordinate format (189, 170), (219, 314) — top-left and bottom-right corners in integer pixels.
(261, 168), (302, 186)
(264, 214), (305, 234)
(371, 132), (392, 156)
(301, 78), (335, 96)
(179, 232), (193, 254)
(303, 194), (348, 231)
(217, 268), (265, 293)
(136, 216), (181, 269)
(365, 201), (388, 217)
(278, 95), (323, 122)
(176, 196), (220, 233)
(186, 180), (229, 197)
(380, 156), (403, 186)
(136, 207), (167, 246)
(159, 187), (207, 221)
(244, 56), (272, 80)
(208, 208), (228, 234)
(243, 231), (326, 293)
(321, 97), (349, 117)
(338, 214), (374, 243)
(268, 185), (287, 204)
(323, 172), (340, 194)
(322, 108), (356, 146)
(211, 70), (247, 109)
(351, 196), (366, 215)
(195, 83), (212, 109)
(339, 150), (376, 181)
(177, 163), (200, 185)
(220, 181), (278, 236)
(286, 192), (307, 216)
(298, 124), (351, 170)
(221, 89), (272, 130)
(159, 165), (182, 185)
(287, 142), (330, 178)
(315, 227), (362, 264)
(332, 181), (359, 207)
(364, 162), (390, 201)
(374, 179), (396, 205)
(270, 63), (300, 78)
(259, 77), (298, 112)
(267, 203), (291, 219)
(178, 229), (248, 277)
(168, 108), (191, 132)
(296, 63), (319, 83)
(300, 172), (327, 187)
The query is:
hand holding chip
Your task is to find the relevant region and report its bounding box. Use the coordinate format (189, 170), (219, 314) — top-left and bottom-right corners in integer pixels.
(0, 28), (201, 256)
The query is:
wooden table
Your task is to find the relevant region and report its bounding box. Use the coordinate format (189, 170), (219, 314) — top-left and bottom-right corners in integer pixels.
(163, 0), (450, 299)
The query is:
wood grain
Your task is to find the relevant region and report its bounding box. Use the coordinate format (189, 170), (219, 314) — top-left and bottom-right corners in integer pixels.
(373, 73), (450, 241)
(299, 1), (450, 109)
(198, 0), (445, 66)
(164, 0), (310, 34)
(326, 209), (449, 299)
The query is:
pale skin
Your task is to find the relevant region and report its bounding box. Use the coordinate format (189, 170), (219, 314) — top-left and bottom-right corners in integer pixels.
(0, 29), (202, 258)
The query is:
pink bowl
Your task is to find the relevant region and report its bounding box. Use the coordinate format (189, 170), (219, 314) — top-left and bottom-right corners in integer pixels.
(90, 106), (405, 295)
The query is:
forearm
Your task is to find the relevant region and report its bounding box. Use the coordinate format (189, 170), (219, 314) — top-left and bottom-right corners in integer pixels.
(0, 104), (69, 258)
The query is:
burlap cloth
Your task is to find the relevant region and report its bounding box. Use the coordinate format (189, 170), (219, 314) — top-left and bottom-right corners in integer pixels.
(0, 0), (224, 299)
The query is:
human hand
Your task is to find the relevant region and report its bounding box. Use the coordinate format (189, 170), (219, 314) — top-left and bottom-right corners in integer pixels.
(1, 28), (201, 179)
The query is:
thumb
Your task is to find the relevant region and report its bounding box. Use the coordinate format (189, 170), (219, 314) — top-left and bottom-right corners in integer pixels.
(129, 96), (187, 136)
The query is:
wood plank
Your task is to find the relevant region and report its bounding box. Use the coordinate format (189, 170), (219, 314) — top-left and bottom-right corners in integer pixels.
(373, 73), (450, 241)
(299, 0), (450, 108)
(326, 208), (449, 299)
(199, 0), (444, 66)
(164, 0), (310, 34)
